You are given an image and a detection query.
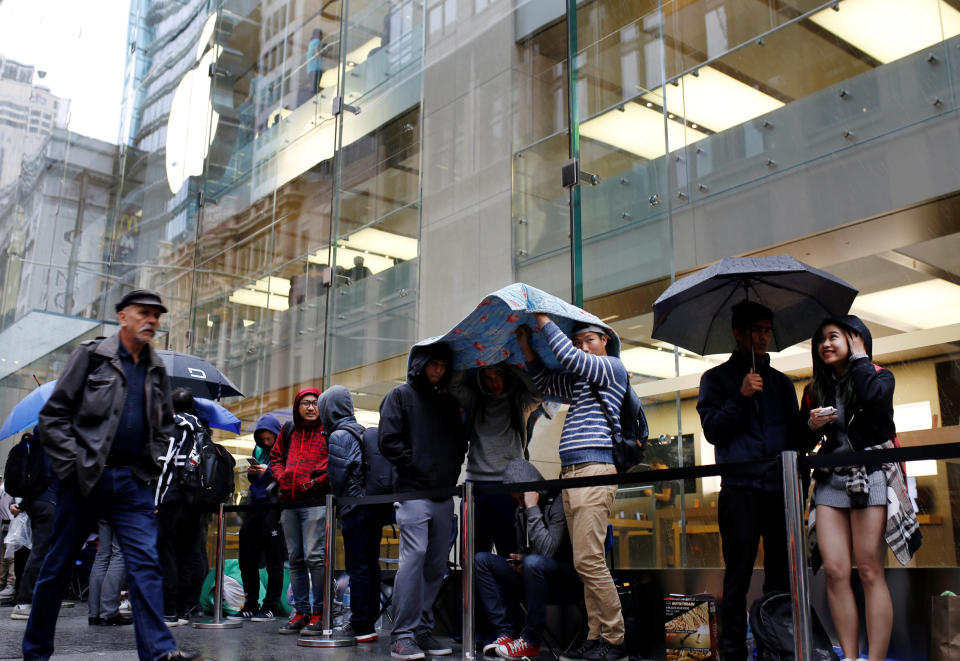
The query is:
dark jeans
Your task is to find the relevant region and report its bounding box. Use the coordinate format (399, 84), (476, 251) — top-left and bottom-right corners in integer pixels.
(23, 468), (176, 661)
(717, 486), (789, 661)
(16, 499), (56, 606)
(156, 502), (205, 617)
(475, 551), (580, 646)
(238, 506), (285, 612)
(341, 505), (392, 632)
(470, 484), (518, 556)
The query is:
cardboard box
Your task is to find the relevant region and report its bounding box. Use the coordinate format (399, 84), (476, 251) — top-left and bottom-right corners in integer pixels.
(664, 593), (719, 661)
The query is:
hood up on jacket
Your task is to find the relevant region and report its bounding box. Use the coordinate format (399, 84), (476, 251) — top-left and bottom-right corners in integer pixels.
(292, 387), (322, 427)
(407, 342), (454, 391)
(318, 385), (364, 435)
(475, 363), (518, 399)
(815, 314), (874, 360)
(254, 413), (282, 447)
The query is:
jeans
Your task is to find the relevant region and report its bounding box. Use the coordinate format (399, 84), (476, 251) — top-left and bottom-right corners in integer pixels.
(16, 499), (55, 606)
(341, 505), (391, 632)
(476, 552), (581, 646)
(392, 498), (453, 642)
(156, 503), (204, 617)
(23, 468), (176, 661)
(280, 504), (326, 614)
(239, 507), (285, 611)
(88, 520), (125, 619)
(718, 486), (789, 661)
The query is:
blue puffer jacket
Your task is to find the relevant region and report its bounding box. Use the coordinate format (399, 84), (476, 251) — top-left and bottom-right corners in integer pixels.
(249, 414), (282, 504)
(320, 386), (365, 515)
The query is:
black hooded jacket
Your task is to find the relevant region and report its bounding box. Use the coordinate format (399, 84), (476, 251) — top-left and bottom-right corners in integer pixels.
(378, 343), (467, 493)
(799, 315), (896, 453)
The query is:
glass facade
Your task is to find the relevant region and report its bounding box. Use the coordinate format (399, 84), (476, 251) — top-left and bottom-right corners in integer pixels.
(2, 1), (960, 652)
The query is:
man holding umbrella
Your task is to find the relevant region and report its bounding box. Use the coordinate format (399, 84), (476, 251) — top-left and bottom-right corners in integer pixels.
(23, 289), (200, 661)
(696, 300), (799, 661)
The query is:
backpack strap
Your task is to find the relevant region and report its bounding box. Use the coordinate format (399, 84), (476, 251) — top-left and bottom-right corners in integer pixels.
(278, 421), (295, 467)
(588, 382), (620, 441)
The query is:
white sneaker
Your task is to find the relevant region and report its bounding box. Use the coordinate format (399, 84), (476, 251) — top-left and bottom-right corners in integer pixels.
(118, 598), (132, 615)
(10, 603), (30, 620)
(0, 585), (15, 599)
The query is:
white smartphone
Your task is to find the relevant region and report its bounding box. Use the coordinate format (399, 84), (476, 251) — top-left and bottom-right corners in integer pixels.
(815, 406), (837, 417)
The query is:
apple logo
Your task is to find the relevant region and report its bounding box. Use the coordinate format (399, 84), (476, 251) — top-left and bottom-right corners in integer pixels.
(165, 14), (222, 194)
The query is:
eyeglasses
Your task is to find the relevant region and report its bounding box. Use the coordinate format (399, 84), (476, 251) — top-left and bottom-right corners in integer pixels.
(300, 400), (319, 409)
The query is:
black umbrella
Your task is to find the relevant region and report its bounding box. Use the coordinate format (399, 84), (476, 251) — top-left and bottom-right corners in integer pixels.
(652, 255), (858, 357)
(156, 350), (243, 399)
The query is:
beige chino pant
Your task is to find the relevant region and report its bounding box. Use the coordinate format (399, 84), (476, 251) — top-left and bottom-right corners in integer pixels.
(561, 462), (625, 646)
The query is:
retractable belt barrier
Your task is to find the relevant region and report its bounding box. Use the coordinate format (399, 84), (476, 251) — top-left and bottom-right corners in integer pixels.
(202, 443), (960, 656)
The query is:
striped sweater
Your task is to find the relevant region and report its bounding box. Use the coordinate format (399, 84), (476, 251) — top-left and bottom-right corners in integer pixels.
(529, 321), (628, 466)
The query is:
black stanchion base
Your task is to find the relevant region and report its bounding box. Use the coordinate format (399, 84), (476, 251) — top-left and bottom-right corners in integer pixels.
(297, 633), (356, 647)
(192, 620), (242, 629)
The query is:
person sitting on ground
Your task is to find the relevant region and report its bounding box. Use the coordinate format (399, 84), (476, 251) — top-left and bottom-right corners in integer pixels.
(478, 458), (579, 661)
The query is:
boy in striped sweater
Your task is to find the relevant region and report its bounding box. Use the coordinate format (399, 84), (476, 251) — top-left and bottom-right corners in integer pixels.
(515, 315), (627, 661)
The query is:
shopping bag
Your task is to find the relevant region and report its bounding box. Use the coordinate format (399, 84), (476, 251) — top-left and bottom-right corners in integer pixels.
(4, 512), (31, 552)
(930, 594), (960, 661)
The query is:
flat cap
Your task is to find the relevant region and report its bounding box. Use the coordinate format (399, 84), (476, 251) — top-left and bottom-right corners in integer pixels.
(115, 289), (168, 313)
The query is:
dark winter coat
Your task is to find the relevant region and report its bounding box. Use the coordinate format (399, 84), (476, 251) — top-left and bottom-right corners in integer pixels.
(320, 386), (366, 515)
(378, 343), (467, 493)
(697, 351), (800, 491)
(248, 414), (281, 503)
(799, 316), (896, 453)
(38, 333), (175, 496)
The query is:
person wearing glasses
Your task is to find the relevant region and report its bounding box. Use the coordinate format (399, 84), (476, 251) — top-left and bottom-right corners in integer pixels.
(696, 300), (800, 661)
(269, 388), (330, 635)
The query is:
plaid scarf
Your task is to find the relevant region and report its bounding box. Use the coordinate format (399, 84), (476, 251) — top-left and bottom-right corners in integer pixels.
(807, 440), (922, 570)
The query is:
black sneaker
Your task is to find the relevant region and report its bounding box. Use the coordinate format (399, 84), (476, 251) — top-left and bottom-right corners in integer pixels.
(103, 614), (133, 626)
(227, 606), (255, 621)
(299, 612), (324, 636)
(278, 611), (309, 634)
(158, 652), (203, 661)
(250, 608), (276, 622)
(559, 638), (599, 661)
(163, 614), (188, 627)
(416, 634), (453, 655)
(392, 638), (426, 660)
(582, 640), (627, 661)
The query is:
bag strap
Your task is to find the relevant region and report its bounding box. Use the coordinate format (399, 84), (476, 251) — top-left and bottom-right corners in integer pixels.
(279, 421), (295, 467)
(588, 382), (619, 441)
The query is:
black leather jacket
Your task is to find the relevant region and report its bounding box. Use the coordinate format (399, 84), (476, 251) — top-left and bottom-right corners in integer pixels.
(38, 333), (175, 496)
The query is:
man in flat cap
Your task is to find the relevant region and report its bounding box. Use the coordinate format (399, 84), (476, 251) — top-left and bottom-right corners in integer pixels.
(23, 290), (203, 661)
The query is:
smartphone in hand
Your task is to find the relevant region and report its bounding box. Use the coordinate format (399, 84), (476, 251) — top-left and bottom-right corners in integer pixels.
(815, 406), (837, 418)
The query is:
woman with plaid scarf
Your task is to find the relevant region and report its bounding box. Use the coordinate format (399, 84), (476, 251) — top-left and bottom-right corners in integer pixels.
(799, 315), (920, 661)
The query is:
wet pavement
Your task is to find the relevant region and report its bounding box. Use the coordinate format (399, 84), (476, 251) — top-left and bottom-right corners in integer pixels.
(0, 603), (471, 661)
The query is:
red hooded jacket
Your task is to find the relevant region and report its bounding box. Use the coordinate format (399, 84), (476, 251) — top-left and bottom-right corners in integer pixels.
(269, 387), (329, 501)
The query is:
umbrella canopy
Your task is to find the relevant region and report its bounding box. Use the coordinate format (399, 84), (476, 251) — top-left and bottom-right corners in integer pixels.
(0, 380), (58, 440)
(414, 282), (620, 373)
(652, 255), (858, 356)
(193, 397), (242, 434)
(156, 350), (243, 399)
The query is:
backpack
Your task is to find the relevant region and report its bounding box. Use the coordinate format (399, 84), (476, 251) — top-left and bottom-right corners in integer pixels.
(190, 428), (237, 505)
(749, 592), (839, 661)
(589, 382), (649, 472)
(342, 426), (397, 496)
(3, 432), (50, 499)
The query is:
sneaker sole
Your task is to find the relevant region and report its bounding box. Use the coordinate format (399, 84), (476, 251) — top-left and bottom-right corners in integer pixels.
(356, 633), (378, 642)
(278, 628), (305, 635)
(10, 614), (29, 620)
(391, 653), (425, 660)
(225, 616), (249, 621)
(423, 649), (453, 656)
(250, 616), (276, 622)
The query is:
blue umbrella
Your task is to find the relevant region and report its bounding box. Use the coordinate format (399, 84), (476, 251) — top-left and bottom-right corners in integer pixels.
(193, 397), (242, 434)
(0, 380), (58, 440)
(413, 282), (620, 372)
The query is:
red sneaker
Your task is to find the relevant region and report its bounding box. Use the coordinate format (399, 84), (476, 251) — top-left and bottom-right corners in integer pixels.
(278, 612), (310, 634)
(483, 635), (514, 656)
(300, 612), (324, 636)
(497, 638), (541, 660)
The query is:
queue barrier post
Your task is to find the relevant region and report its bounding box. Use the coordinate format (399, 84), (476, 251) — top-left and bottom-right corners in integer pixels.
(193, 502), (242, 629)
(298, 494), (355, 647)
(782, 450), (812, 661)
(462, 481), (476, 660)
